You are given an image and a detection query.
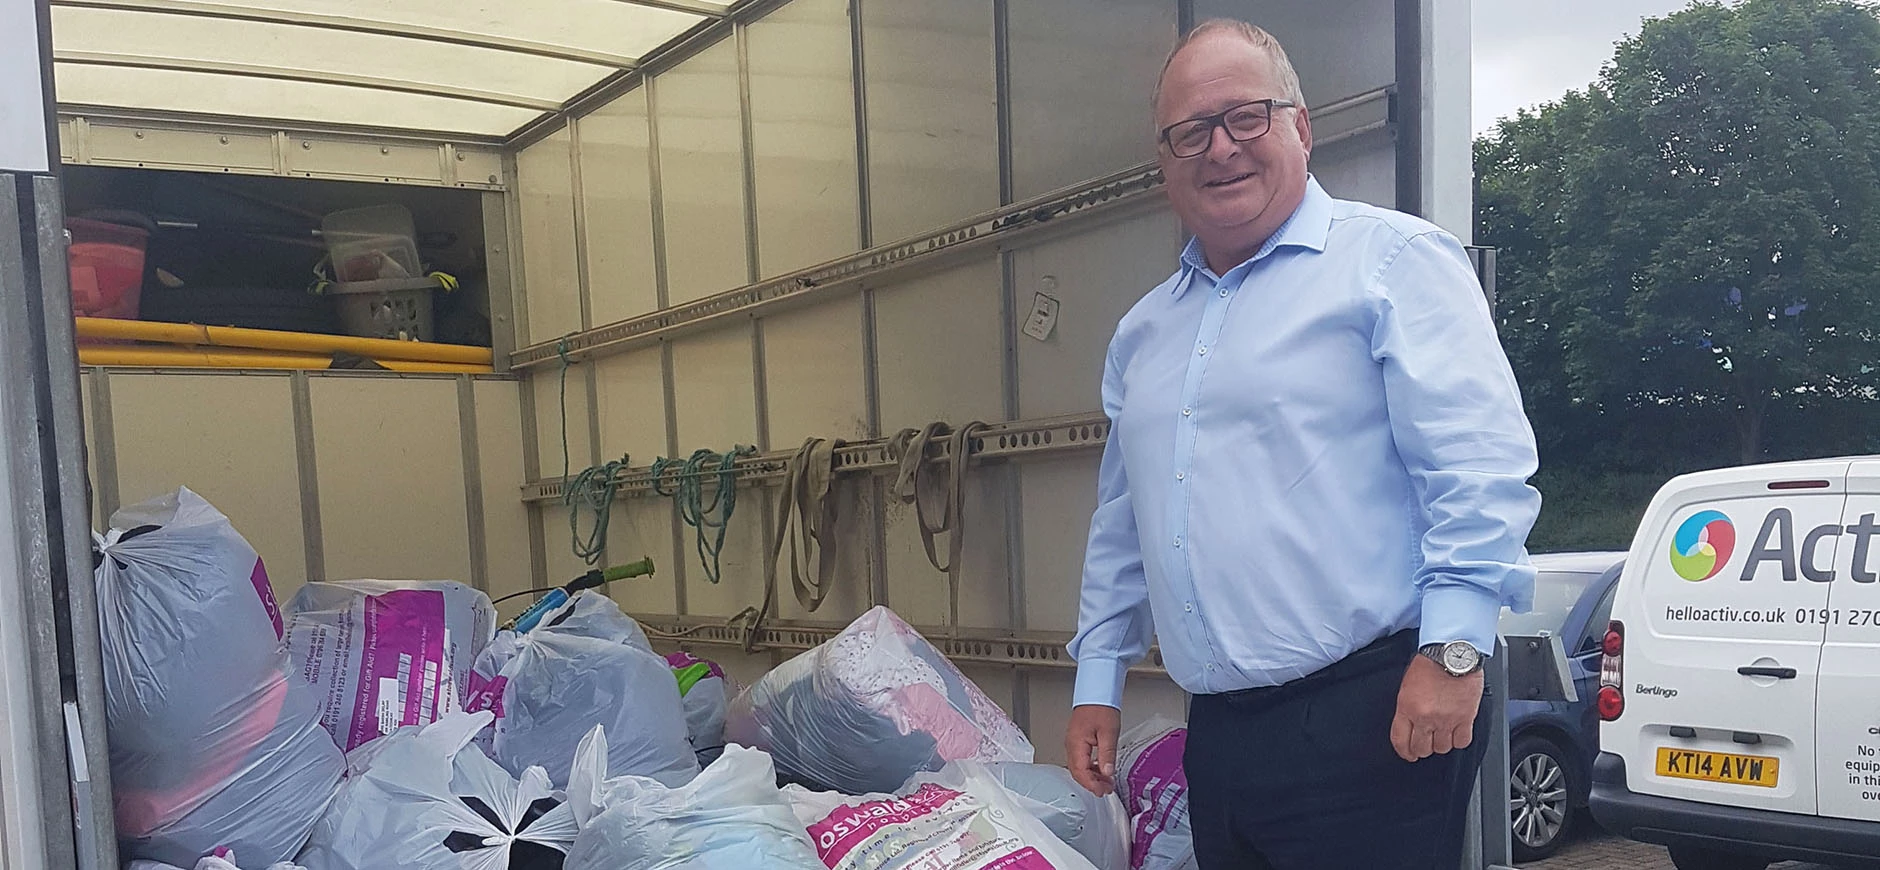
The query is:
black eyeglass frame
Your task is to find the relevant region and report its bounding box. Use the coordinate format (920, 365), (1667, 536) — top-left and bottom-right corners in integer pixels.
(1158, 98), (1299, 159)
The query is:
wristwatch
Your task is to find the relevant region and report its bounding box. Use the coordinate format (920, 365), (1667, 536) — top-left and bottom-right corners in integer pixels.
(1418, 641), (1484, 677)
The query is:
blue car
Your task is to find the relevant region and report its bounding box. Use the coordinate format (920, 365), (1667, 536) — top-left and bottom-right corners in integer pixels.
(1499, 550), (1627, 862)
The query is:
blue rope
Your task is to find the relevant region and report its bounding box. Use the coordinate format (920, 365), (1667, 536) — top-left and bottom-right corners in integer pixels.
(652, 445), (755, 584)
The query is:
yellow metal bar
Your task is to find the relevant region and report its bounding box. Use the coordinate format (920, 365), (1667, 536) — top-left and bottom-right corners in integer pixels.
(78, 345), (492, 373)
(74, 317), (493, 365)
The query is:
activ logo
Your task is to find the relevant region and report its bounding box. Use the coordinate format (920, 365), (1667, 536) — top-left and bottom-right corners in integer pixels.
(1669, 506), (1880, 583)
(1670, 510), (1736, 581)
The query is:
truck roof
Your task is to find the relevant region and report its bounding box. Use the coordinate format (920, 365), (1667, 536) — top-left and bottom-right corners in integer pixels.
(48, 0), (741, 139)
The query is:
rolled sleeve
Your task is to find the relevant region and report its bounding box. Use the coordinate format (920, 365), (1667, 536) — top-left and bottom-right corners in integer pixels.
(1371, 231), (1543, 656)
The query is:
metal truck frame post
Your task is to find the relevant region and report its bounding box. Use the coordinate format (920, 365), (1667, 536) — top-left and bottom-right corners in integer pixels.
(1, 2), (118, 868)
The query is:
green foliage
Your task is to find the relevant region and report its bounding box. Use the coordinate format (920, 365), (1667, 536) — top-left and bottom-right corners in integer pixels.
(1480, 0), (1880, 473)
(1527, 469), (1669, 554)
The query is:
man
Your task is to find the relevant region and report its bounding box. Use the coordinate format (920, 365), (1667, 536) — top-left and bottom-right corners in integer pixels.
(1064, 19), (1541, 870)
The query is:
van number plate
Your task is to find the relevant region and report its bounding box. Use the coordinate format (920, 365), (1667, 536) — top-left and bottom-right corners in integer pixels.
(1656, 747), (1779, 788)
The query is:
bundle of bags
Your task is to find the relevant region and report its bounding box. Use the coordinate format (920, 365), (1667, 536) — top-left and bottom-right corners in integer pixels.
(95, 488), (346, 867)
(96, 487), (712, 868)
(563, 605), (1127, 870)
(95, 488), (1130, 870)
(563, 725), (1127, 870)
(725, 605), (1036, 794)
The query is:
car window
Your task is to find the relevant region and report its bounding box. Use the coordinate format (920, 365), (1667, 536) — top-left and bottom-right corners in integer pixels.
(1576, 580), (1620, 655)
(1499, 570), (1600, 638)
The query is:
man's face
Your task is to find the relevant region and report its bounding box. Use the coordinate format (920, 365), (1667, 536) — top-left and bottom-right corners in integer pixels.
(1154, 33), (1312, 257)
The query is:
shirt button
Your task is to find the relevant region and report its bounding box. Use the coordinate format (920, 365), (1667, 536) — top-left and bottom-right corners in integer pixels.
(1197, 345), (1208, 356)
(1173, 537), (1183, 548)
(1184, 603), (1194, 612)
(1176, 471), (1185, 481)
(1181, 407), (1192, 416)
(1219, 289), (1229, 298)
(1206, 664), (1217, 671)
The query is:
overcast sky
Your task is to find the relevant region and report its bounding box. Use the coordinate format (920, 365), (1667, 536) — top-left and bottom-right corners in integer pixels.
(1473, 0), (1695, 134)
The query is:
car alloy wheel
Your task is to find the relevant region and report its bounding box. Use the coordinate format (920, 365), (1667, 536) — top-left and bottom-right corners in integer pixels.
(1509, 736), (1575, 861)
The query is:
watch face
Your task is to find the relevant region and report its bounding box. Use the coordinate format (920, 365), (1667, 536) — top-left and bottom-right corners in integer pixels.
(1442, 643), (1480, 673)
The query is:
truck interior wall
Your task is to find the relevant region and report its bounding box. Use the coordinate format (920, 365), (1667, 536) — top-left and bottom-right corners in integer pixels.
(654, 39), (751, 308)
(1004, 0), (1177, 200)
(84, 371), (532, 609)
(306, 376), (475, 583)
(517, 129), (584, 343)
(473, 379), (536, 605)
(747, 0), (863, 278)
(860, 3), (999, 246)
(100, 372), (310, 599)
(577, 89), (661, 326)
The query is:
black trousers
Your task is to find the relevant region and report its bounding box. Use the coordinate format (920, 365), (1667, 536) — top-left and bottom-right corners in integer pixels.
(1184, 630), (1490, 870)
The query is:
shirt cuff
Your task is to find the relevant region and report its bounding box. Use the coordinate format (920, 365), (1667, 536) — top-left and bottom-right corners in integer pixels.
(1071, 656), (1129, 709)
(1419, 583), (1504, 657)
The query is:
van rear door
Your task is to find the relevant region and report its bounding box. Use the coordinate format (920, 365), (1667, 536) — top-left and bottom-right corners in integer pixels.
(1816, 458), (1880, 822)
(1610, 460), (1847, 815)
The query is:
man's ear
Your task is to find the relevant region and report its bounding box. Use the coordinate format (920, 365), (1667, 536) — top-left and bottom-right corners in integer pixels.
(1296, 105), (1314, 158)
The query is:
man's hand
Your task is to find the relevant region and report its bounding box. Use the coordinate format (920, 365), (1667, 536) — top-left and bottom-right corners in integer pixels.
(1390, 654), (1485, 762)
(1066, 704), (1123, 796)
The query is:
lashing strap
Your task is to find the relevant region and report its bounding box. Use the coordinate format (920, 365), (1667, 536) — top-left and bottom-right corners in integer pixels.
(887, 421), (987, 626)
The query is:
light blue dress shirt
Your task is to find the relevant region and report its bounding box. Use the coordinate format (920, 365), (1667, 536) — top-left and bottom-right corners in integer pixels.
(1068, 177), (1542, 709)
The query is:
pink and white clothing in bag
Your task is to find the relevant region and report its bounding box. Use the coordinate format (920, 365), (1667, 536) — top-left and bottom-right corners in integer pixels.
(783, 761), (1099, 870)
(285, 579), (498, 752)
(725, 606), (1033, 794)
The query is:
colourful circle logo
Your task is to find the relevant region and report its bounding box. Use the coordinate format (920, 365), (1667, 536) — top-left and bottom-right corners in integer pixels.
(1670, 510), (1735, 581)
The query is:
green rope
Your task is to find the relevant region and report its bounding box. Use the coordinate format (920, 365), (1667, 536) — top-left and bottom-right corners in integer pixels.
(564, 455), (631, 566)
(652, 445), (755, 585)
(556, 337), (627, 566)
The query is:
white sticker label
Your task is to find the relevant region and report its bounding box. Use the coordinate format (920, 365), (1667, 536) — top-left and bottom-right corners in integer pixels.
(1022, 292), (1060, 342)
(376, 677), (403, 736)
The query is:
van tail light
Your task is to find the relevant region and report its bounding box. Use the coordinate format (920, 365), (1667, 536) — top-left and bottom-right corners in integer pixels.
(1598, 620), (1625, 721)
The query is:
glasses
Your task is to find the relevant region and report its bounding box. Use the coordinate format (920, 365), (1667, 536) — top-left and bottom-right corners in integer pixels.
(1159, 99), (1297, 159)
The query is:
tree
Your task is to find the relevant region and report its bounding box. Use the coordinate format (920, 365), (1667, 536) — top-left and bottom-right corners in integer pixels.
(1480, 0), (1880, 466)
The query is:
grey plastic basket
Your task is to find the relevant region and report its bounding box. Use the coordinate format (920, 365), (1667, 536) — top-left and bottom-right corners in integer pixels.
(325, 276), (440, 341)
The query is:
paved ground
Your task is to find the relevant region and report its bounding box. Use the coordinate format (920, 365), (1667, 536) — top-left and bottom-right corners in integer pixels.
(1518, 824), (1837, 870)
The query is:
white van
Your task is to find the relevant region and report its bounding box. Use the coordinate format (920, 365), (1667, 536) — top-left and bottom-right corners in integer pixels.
(1590, 458), (1880, 869)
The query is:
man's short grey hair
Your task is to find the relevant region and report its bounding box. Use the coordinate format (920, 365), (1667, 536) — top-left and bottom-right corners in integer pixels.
(1152, 19), (1308, 118)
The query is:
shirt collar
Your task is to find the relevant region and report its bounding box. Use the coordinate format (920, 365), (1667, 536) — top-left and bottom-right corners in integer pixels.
(1173, 175), (1333, 297)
